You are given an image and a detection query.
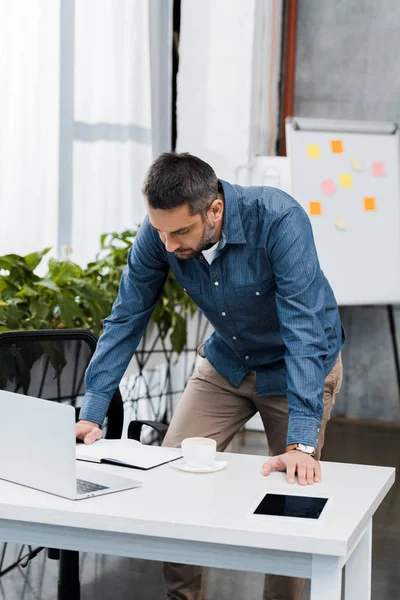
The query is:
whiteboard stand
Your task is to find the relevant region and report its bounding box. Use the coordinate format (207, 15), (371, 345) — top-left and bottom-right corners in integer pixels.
(387, 305), (400, 402)
(286, 117), (400, 404)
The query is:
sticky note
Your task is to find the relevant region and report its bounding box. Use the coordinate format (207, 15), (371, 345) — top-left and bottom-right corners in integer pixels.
(309, 201), (322, 216)
(340, 173), (352, 187)
(307, 144), (320, 159)
(331, 140), (343, 154)
(351, 158), (363, 172)
(372, 162), (385, 177)
(321, 179), (337, 196)
(335, 217), (347, 231)
(364, 197), (376, 211)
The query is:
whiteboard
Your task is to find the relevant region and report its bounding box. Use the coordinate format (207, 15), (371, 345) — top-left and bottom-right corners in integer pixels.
(286, 117), (400, 306)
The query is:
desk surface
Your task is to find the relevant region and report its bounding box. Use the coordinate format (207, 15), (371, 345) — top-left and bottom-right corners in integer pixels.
(0, 453), (394, 557)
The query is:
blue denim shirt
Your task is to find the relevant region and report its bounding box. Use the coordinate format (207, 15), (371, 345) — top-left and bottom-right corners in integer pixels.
(81, 180), (345, 447)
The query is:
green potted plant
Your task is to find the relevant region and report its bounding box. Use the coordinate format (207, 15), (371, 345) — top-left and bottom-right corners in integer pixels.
(0, 228), (198, 354)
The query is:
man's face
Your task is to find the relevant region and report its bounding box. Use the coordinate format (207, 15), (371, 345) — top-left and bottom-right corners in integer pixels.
(147, 202), (218, 259)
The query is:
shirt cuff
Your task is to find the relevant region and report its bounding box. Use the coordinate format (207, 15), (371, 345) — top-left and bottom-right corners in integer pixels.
(79, 391), (111, 426)
(286, 414), (321, 448)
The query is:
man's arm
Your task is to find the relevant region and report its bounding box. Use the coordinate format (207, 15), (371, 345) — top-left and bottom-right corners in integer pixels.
(79, 217), (169, 429)
(262, 206), (329, 484)
(267, 206), (328, 448)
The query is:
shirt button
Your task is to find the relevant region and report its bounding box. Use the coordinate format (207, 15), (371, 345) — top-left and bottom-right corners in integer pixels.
(221, 312), (226, 316)
(214, 281), (219, 286)
(232, 336), (237, 340)
(255, 291), (260, 296)
(245, 356), (249, 360)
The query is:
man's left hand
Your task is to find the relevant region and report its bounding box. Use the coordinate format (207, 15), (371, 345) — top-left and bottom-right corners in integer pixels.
(262, 451), (321, 486)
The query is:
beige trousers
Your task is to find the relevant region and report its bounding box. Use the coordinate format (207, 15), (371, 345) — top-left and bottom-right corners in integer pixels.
(163, 353), (343, 600)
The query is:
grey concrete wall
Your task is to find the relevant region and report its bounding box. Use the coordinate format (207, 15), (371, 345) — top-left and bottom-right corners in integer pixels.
(295, 0), (400, 421)
(295, 0), (400, 122)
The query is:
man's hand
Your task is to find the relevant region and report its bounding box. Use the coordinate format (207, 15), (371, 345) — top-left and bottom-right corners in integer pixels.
(262, 451), (321, 486)
(76, 420), (102, 445)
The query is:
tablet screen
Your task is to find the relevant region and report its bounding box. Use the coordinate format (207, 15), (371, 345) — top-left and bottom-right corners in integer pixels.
(253, 493), (328, 519)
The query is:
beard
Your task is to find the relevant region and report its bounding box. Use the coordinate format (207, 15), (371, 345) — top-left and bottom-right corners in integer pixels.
(174, 219), (217, 259)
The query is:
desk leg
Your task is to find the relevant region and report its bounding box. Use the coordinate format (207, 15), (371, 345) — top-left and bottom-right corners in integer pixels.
(310, 555), (342, 600)
(344, 520), (372, 600)
(58, 550), (80, 600)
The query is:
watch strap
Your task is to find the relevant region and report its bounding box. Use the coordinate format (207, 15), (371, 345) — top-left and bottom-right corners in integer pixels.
(286, 443), (316, 457)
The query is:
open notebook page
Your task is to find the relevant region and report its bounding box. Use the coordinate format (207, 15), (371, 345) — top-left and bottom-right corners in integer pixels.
(76, 439), (182, 470)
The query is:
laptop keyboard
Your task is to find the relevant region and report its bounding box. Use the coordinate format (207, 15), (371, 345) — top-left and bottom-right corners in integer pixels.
(76, 478), (109, 495)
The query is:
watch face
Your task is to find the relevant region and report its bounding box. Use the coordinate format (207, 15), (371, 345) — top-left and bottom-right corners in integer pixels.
(299, 444), (315, 454)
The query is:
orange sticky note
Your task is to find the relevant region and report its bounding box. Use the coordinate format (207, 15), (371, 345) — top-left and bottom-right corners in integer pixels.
(331, 140), (343, 154)
(309, 201), (322, 216)
(364, 197), (376, 211)
(307, 144), (320, 159)
(340, 173), (352, 187)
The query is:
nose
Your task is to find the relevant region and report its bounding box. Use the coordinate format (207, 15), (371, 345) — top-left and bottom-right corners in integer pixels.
(163, 233), (181, 253)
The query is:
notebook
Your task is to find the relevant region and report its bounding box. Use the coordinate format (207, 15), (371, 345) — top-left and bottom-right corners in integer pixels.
(76, 439), (182, 471)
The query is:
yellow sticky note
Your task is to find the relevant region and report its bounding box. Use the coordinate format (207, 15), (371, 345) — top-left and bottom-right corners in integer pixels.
(331, 140), (343, 154)
(340, 173), (352, 187)
(364, 197), (376, 211)
(307, 144), (320, 159)
(309, 201), (322, 216)
(351, 158), (363, 172)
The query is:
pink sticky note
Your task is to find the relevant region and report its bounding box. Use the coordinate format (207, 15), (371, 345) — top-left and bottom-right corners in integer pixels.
(372, 162), (385, 177)
(321, 179), (337, 196)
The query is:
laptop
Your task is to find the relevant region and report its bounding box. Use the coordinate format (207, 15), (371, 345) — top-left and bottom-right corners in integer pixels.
(0, 390), (142, 500)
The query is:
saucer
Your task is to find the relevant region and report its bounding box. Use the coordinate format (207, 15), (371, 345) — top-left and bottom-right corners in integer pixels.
(171, 460), (228, 474)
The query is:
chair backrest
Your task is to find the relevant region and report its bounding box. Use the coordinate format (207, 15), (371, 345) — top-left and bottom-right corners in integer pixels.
(0, 329), (123, 439)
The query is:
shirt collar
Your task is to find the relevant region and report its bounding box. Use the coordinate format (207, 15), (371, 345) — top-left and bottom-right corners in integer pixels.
(219, 179), (246, 247)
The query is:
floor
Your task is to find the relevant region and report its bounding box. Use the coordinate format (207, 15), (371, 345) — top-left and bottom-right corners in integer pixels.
(0, 417), (399, 600)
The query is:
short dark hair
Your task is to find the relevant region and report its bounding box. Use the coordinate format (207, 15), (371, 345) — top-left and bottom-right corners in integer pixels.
(142, 152), (218, 215)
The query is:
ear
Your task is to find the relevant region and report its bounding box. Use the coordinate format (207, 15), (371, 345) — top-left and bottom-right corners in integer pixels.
(209, 198), (224, 223)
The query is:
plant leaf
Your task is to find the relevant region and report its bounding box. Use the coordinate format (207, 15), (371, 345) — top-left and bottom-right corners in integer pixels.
(24, 248), (51, 271)
(30, 299), (51, 325)
(5, 303), (23, 329)
(34, 279), (60, 294)
(16, 285), (39, 298)
(169, 312), (187, 354)
(0, 254), (26, 271)
(57, 294), (85, 327)
(0, 280), (9, 295)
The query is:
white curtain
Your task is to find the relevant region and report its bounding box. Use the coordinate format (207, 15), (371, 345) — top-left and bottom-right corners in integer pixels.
(177, 0), (283, 183)
(0, 0), (172, 266)
(0, 0), (60, 257)
(72, 0), (153, 266)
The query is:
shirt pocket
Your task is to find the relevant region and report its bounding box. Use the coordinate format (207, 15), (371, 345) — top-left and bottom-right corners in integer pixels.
(234, 278), (274, 298)
(180, 280), (202, 299)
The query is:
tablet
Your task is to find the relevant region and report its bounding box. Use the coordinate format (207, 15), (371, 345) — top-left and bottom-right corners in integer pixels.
(253, 493), (328, 519)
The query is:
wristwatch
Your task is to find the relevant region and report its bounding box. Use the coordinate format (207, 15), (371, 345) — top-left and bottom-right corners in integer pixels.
(286, 443), (316, 458)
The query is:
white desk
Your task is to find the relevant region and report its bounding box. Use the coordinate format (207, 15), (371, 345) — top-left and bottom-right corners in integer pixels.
(0, 453), (395, 600)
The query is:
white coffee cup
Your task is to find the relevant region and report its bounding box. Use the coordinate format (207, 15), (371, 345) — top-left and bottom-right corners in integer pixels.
(181, 437), (217, 468)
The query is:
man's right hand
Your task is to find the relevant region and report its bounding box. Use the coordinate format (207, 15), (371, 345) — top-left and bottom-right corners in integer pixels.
(76, 420), (102, 445)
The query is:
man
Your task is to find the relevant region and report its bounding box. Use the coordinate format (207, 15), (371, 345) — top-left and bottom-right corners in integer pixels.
(76, 152), (344, 600)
